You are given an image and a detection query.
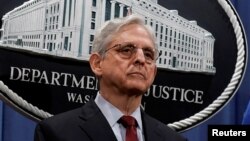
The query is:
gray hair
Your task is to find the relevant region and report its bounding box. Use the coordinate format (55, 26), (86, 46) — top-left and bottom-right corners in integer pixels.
(92, 14), (157, 55)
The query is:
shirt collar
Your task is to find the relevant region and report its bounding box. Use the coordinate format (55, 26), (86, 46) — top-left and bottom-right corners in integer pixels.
(94, 92), (143, 130)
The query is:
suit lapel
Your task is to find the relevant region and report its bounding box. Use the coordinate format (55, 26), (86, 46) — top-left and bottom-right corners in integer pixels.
(78, 100), (117, 141)
(77, 101), (165, 141)
(141, 111), (163, 141)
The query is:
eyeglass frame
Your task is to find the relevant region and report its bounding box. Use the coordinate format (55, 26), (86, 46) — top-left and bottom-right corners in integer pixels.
(104, 42), (161, 64)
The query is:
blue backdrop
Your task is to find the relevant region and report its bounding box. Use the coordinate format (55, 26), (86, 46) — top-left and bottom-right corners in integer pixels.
(0, 0), (250, 141)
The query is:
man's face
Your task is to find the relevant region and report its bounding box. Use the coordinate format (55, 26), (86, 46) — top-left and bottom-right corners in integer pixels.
(98, 24), (157, 95)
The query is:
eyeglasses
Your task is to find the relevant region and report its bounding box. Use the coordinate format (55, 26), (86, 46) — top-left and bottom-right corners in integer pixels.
(105, 42), (161, 64)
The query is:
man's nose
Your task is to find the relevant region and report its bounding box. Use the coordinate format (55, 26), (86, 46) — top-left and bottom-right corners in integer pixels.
(134, 49), (146, 64)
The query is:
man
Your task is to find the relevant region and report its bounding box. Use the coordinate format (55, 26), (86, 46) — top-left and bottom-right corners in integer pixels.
(34, 14), (187, 141)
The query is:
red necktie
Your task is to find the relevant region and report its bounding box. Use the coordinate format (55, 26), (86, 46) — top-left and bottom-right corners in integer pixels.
(119, 116), (138, 141)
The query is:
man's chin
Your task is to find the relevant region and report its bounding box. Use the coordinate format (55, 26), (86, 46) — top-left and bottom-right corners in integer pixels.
(123, 80), (151, 93)
(127, 85), (148, 95)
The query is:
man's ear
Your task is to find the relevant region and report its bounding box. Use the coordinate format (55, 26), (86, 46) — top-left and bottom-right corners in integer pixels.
(89, 53), (103, 77)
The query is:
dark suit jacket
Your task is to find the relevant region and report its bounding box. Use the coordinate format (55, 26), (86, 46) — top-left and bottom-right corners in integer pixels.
(34, 100), (187, 141)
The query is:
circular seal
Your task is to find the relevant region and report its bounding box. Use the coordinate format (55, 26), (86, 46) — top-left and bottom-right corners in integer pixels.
(0, 0), (247, 132)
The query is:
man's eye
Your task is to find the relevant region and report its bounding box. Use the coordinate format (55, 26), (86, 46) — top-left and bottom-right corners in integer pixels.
(144, 50), (154, 60)
(120, 45), (134, 52)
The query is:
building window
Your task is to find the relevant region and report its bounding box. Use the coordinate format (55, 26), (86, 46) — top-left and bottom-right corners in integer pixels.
(123, 6), (128, 17)
(68, 0), (72, 26)
(57, 3), (60, 12)
(105, 1), (111, 21)
(69, 42), (71, 51)
(90, 35), (94, 42)
(91, 22), (95, 29)
(89, 46), (92, 54)
(62, 0), (67, 27)
(115, 3), (120, 18)
(54, 5), (56, 13)
(64, 37), (69, 50)
(92, 0), (96, 7)
(92, 11), (96, 19)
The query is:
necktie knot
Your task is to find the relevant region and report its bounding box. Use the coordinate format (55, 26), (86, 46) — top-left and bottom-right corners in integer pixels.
(119, 115), (137, 128)
(118, 115), (138, 141)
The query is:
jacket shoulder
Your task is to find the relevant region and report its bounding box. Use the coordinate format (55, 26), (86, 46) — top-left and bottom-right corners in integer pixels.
(143, 113), (187, 141)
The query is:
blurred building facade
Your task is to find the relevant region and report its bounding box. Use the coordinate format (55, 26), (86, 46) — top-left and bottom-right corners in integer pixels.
(0, 0), (216, 74)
